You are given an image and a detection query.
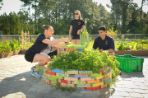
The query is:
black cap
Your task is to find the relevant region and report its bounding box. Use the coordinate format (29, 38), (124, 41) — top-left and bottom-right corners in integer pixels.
(98, 26), (107, 31)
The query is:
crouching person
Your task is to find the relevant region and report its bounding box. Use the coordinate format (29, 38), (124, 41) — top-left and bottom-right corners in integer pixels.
(93, 26), (115, 55)
(25, 25), (57, 78)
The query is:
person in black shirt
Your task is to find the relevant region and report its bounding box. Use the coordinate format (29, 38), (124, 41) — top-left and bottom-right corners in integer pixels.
(93, 27), (115, 54)
(25, 25), (69, 78)
(25, 25), (58, 66)
(69, 10), (85, 40)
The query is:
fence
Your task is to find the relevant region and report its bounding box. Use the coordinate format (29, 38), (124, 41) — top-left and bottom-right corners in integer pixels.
(0, 34), (148, 41)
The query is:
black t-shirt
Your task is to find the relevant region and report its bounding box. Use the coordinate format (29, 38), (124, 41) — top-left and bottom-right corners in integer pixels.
(70, 19), (85, 39)
(25, 34), (48, 62)
(93, 36), (115, 50)
(27, 34), (48, 54)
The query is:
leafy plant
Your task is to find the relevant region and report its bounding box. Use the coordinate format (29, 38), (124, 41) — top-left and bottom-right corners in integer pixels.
(107, 28), (117, 39)
(9, 40), (21, 53)
(49, 50), (120, 79)
(80, 26), (89, 45)
(0, 41), (11, 52)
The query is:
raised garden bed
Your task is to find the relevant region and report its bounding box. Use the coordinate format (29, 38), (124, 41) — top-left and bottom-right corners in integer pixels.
(41, 66), (112, 91)
(115, 50), (148, 56)
(33, 50), (120, 91)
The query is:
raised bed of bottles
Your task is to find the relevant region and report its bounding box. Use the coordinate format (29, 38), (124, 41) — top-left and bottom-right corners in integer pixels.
(40, 66), (113, 91)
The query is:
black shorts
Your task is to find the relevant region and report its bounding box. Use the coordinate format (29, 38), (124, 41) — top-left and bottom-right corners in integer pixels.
(25, 51), (35, 62)
(48, 50), (57, 58)
(72, 35), (80, 39)
(25, 50), (57, 62)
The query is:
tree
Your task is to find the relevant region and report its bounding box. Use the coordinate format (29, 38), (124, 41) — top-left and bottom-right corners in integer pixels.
(21, 0), (109, 34)
(0, 0), (3, 10)
(0, 11), (34, 34)
(110, 0), (134, 34)
(139, 0), (148, 33)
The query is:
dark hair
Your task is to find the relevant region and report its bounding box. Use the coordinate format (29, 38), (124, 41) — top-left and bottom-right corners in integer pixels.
(98, 26), (107, 31)
(42, 25), (50, 30)
(42, 25), (54, 32)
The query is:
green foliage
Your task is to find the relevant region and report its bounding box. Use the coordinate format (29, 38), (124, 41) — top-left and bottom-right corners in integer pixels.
(0, 0), (2, 10)
(9, 40), (21, 52)
(116, 40), (148, 50)
(0, 11), (35, 35)
(106, 55), (120, 78)
(49, 50), (120, 78)
(110, 0), (148, 34)
(20, 0), (110, 34)
(0, 41), (12, 54)
(1, 0), (148, 34)
(0, 40), (33, 57)
(0, 40), (21, 53)
(80, 26), (89, 45)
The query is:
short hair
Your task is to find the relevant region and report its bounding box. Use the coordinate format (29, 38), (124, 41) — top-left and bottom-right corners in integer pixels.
(42, 25), (54, 32)
(98, 26), (107, 31)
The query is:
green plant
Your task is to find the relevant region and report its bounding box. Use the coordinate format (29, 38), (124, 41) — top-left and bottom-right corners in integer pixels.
(0, 41), (11, 52)
(9, 40), (21, 53)
(49, 50), (120, 79)
(116, 40), (148, 51)
(80, 26), (89, 46)
(0, 41), (12, 57)
(107, 28), (117, 39)
(118, 42), (130, 50)
(107, 55), (120, 78)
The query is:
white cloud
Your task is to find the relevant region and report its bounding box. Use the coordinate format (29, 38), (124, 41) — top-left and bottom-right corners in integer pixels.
(0, 0), (24, 14)
(0, 0), (147, 15)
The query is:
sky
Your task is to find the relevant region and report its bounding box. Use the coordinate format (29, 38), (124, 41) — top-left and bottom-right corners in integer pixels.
(0, 0), (147, 15)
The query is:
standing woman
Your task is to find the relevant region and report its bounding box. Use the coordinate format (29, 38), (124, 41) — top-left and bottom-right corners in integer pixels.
(69, 10), (85, 40)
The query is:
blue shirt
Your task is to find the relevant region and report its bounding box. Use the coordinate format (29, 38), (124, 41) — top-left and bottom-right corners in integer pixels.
(93, 36), (115, 50)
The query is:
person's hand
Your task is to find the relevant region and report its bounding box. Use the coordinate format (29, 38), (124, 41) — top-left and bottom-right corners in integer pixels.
(108, 49), (115, 55)
(42, 39), (51, 44)
(52, 42), (66, 48)
(60, 38), (70, 42)
(99, 49), (103, 52)
(43, 39), (58, 47)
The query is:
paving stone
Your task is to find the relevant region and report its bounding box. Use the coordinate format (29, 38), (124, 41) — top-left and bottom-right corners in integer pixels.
(0, 55), (148, 98)
(115, 88), (133, 92)
(141, 94), (148, 98)
(109, 95), (125, 98)
(129, 92), (144, 98)
(112, 91), (130, 97)
(133, 89), (148, 94)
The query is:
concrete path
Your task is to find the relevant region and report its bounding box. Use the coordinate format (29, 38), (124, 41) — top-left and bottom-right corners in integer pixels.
(110, 57), (148, 98)
(0, 55), (148, 98)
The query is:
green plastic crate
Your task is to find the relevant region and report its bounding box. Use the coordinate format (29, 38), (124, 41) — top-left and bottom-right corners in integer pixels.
(116, 54), (144, 73)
